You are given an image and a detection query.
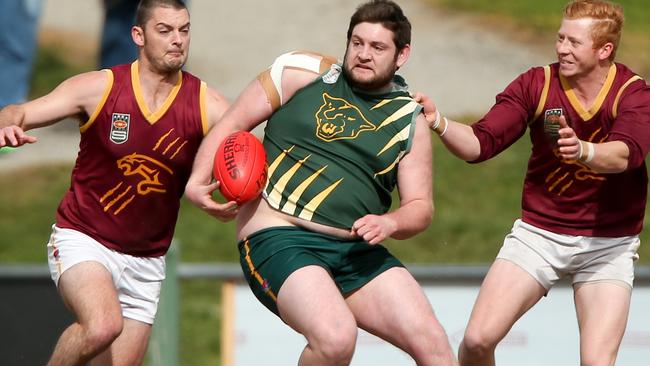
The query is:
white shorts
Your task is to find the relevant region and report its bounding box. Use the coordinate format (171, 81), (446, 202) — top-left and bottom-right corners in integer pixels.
(47, 225), (166, 324)
(497, 219), (640, 290)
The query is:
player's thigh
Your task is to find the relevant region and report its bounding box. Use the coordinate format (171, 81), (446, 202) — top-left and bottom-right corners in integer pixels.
(572, 235), (639, 288)
(58, 261), (121, 324)
(574, 281), (631, 361)
(465, 259), (546, 342)
(91, 318), (152, 366)
(345, 266), (444, 346)
(277, 265), (356, 341)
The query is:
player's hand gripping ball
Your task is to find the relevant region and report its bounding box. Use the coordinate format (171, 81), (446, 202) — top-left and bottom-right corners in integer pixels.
(213, 131), (268, 204)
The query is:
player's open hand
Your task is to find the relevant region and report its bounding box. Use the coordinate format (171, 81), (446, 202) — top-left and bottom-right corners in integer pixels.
(185, 180), (239, 221)
(351, 214), (397, 245)
(556, 115), (581, 160)
(412, 92), (439, 129)
(0, 126), (37, 147)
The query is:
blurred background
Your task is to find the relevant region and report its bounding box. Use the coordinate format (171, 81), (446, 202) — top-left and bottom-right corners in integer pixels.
(1, 0), (649, 365)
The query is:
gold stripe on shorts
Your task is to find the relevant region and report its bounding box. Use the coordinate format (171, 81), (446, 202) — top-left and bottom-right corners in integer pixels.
(243, 239), (278, 302)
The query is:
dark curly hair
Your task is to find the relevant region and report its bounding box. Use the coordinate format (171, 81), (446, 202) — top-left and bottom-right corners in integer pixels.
(346, 0), (412, 51)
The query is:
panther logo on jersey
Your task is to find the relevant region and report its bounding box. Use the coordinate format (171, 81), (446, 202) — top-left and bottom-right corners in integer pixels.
(100, 153), (173, 215)
(315, 93), (376, 142)
(116, 153), (173, 195)
(100, 129), (188, 215)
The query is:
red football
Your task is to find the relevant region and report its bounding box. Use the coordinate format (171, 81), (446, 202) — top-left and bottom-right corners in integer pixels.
(213, 131), (268, 204)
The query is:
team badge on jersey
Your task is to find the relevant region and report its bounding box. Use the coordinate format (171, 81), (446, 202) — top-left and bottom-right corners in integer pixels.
(110, 113), (130, 144)
(543, 108), (564, 143)
(322, 64), (341, 84)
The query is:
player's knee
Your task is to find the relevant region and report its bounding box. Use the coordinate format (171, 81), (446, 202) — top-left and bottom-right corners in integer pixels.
(406, 323), (455, 364)
(318, 335), (356, 364)
(84, 316), (123, 352)
(461, 328), (496, 358)
(311, 321), (357, 364)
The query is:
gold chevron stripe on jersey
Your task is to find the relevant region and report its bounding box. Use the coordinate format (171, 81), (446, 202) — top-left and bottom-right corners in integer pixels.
(377, 124), (411, 156)
(374, 123), (411, 177)
(267, 154), (312, 207)
(266, 145), (295, 182)
(376, 100), (419, 131)
(371, 96), (414, 111)
(282, 166), (328, 215)
(375, 150), (405, 178)
(298, 178), (344, 221)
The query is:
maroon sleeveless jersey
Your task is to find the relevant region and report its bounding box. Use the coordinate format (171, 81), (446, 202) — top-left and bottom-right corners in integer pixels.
(56, 62), (209, 257)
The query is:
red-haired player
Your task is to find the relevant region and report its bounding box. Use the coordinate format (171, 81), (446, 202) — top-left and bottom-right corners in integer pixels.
(417, 1), (650, 365)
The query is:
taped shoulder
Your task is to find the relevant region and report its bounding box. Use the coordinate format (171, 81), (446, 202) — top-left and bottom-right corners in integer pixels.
(257, 50), (339, 110)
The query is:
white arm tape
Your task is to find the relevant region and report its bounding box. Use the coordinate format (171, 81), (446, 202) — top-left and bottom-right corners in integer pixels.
(269, 52), (322, 105)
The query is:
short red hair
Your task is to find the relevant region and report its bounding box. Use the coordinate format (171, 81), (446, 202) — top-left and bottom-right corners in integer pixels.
(563, 0), (624, 61)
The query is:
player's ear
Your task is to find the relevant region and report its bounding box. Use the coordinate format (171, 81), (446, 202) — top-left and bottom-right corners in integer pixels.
(597, 42), (614, 61)
(396, 44), (410, 69)
(132, 26), (145, 47)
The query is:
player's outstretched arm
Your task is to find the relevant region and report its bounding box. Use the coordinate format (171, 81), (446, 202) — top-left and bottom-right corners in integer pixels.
(351, 114), (433, 244)
(413, 92), (481, 161)
(0, 70), (110, 147)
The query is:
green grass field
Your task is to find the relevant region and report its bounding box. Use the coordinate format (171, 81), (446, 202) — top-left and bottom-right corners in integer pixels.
(3, 1), (650, 364)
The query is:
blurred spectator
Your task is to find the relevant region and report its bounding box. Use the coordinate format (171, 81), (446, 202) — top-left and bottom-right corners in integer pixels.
(0, 0), (190, 109)
(100, 0), (139, 68)
(0, 0), (44, 108)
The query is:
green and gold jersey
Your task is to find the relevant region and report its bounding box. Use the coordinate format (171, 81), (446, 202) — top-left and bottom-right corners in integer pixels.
(262, 64), (422, 229)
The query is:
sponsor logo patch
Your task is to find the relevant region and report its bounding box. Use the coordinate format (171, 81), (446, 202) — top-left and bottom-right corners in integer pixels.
(110, 113), (130, 144)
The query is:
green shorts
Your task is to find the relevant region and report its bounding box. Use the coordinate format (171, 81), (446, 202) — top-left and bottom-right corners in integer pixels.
(238, 226), (404, 316)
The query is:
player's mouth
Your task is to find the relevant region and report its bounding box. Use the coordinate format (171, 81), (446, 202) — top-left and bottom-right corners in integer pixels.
(353, 64), (374, 73)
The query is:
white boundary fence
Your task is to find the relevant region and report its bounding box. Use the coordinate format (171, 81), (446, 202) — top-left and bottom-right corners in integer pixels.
(2, 258), (650, 365)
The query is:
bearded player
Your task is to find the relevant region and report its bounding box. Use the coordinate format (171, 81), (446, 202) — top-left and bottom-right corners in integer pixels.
(186, 1), (457, 365)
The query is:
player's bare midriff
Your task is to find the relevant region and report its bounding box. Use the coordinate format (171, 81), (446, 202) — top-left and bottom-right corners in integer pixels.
(236, 197), (355, 241)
